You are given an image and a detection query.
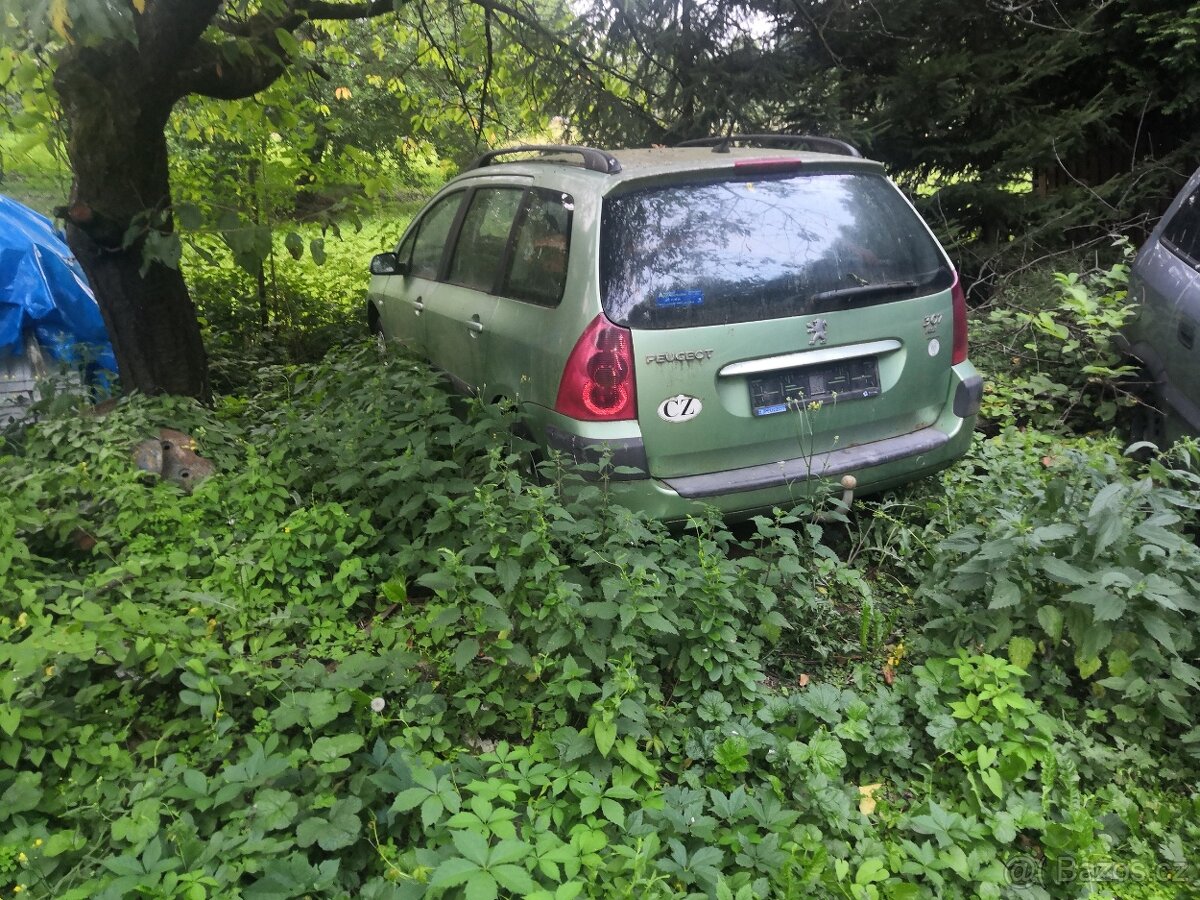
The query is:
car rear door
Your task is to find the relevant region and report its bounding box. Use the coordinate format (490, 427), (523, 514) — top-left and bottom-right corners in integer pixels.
(481, 188), (576, 405)
(600, 168), (959, 480)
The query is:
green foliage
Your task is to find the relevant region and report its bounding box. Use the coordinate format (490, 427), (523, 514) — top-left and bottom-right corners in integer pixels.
(157, 6), (558, 291)
(2, 340), (1199, 896)
(187, 215), (406, 389)
(973, 249), (1137, 432)
(571, 0), (1200, 266)
(918, 427), (1200, 751)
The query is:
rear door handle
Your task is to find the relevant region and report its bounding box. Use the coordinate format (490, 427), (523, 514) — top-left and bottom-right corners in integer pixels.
(1181, 318), (1195, 350)
(413, 297), (424, 315)
(467, 315), (484, 335)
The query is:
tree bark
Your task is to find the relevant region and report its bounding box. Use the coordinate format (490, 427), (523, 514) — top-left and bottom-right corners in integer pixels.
(44, 0), (415, 401)
(55, 43), (211, 402)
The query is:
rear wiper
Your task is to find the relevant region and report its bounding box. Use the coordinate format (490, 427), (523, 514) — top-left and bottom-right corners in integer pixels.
(809, 280), (919, 304)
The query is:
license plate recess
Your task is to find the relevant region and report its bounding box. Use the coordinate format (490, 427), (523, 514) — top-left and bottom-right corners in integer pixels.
(749, 357), (881, 417)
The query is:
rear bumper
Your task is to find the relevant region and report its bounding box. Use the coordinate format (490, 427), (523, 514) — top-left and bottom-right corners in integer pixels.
(659, 373), (982, 499)
(544, 425), (649, 480)
(662, 425), (952, 498)
(540, 363), (981, 521)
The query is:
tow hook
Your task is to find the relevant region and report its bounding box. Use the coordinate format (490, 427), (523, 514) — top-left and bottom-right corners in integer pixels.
(815, 474), (857, 522)
(839, 474), (858, 509)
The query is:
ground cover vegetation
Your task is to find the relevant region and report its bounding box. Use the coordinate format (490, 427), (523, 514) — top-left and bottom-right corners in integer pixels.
(2, 247), (1200, 897)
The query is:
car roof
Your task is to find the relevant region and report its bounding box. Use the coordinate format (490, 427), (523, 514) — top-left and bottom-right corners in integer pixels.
(443, 146), (886, 196)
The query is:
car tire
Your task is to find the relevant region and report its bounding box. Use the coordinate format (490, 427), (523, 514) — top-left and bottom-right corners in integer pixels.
(507, 420), (547, 485)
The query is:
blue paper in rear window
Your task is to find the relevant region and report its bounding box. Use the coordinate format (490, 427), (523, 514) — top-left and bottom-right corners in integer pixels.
(655, 290), (704, 308)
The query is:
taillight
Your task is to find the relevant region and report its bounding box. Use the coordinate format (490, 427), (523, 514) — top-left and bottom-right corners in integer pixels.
(555, 315), (637, 421)
(951, 272), (969, 365)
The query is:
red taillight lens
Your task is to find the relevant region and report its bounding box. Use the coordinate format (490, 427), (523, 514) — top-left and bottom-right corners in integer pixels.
(733, 157), (805, 174)
(951, 272), (969, 365)
(555, 315), (637, 421)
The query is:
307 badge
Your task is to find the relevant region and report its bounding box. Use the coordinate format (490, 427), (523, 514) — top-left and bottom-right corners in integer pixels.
(657, 394), (703, 423)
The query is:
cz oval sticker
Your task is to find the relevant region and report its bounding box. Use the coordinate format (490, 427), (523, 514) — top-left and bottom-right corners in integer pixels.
(658, 394), (702, 423)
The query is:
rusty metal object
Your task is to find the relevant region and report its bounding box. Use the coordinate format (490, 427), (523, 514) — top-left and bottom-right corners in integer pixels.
(132, 438), (163, 474)
(131, 428), (214, 492)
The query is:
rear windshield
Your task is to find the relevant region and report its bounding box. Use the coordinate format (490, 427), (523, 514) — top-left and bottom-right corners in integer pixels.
(600, 172), (953, 329)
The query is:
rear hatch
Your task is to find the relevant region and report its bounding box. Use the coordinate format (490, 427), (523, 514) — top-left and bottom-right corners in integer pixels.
(600, 166), (957, 480)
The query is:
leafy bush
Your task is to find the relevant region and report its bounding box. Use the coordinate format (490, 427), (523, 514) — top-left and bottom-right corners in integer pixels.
(918, 433), (1200, 755)
(187, 215), (407, 390)
(972, 247), (1136, 433)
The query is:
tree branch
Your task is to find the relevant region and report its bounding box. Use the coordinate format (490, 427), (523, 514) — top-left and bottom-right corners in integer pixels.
(178, 0), (407, 100)
(217, 0), (400, 37)
(175, 37), (291, 100)
(478, 9), (493, 147)
(138, 0), (224, 76)
(469, 0), (663, 129)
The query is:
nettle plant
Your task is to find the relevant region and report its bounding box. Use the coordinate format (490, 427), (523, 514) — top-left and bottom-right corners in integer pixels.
(919, 439), (1200, 752)
(974, 250), (1136, 432)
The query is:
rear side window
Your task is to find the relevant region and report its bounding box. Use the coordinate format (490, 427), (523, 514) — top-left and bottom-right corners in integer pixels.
(1162, 184), (1200, 265)
(447, 188), (525, 291)
(600, 172), (953, 329)
(409, 192), (462, 279)
(504, 190), (573, 307)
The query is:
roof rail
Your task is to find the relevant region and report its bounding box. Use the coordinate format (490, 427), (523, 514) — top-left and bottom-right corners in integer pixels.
(466, 145), (623, 174)
(677, 133), (862, 158)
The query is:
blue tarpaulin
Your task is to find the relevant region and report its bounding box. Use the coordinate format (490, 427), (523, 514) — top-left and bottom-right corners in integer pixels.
(0, 195), (117, 379)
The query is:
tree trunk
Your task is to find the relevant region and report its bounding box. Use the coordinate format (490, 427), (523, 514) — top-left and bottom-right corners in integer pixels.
(55, 45), (211, 403)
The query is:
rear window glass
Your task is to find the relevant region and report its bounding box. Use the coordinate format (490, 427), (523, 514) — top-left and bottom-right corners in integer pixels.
(447, 187), (524, 291)
(1162, 183), (1200, 265)
(600, 172), (953, 329)
(503, 190), (573, 307)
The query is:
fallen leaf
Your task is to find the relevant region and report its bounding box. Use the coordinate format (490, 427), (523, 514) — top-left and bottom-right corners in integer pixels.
(798, 673), (810, 688)
(859, 783), (883, 815)
(882, 665), (895, 686)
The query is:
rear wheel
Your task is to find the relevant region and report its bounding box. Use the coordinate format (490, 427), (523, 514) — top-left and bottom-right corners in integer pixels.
(503, 412), (547, 485)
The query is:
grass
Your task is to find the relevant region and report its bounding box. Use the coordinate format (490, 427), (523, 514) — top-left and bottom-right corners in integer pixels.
(0, 134), (71, 216)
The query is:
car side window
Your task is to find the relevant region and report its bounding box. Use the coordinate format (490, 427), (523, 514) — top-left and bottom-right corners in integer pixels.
(1163, 184), (1200, 265)
(410, 192), (463, 280)
(395, 228), (417, 268)
(504, 190), (573, 307)
(446, 188), (525, 292)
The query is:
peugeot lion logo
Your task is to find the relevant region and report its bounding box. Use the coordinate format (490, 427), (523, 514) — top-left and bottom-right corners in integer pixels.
(807, 319), (828, 345)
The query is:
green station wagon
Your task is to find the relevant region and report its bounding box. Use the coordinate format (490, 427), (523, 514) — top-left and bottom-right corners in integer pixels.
(367, 136), (982, 520)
